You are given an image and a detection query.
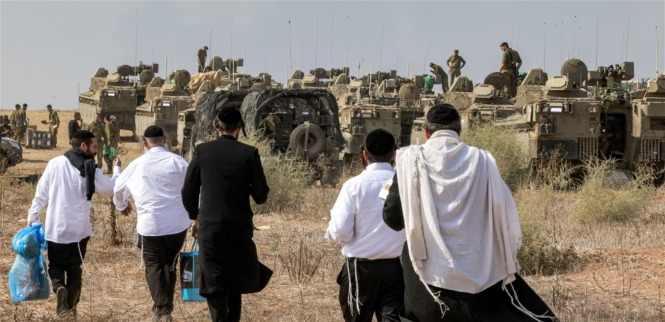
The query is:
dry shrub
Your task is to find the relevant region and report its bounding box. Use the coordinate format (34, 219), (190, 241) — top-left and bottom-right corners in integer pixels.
(240, 134), (313, 214)
(515, 186), (579, 275)
(462, 124), (530, 190)
(278, 231), (326, 284)
(515, 155), (579, 275)
(574, 160), (657, 223)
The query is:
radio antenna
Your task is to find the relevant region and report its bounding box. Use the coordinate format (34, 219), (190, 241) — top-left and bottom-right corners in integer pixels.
(315, 14), (319, 67)
(134, 8), (139, 66)
(378, 18), (385, 71)
(288, 20), (293, 76)
(330, 14), (335, 68)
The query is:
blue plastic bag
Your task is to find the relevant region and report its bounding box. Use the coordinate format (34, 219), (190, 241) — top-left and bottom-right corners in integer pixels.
(8, 224), (50, 302)
(180, 240), (205, 301)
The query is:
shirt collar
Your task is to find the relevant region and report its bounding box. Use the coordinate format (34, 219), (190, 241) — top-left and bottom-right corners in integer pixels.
(365, 162), (394, 172)
(146, 146), (168, 154)
(430, 130), (461, 142)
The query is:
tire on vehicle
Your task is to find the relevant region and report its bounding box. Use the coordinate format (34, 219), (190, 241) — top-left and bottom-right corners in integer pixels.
(289, 123), (326, 161)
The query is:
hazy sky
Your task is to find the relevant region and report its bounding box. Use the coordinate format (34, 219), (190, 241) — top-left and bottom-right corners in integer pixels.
(1, 0), (664, 109)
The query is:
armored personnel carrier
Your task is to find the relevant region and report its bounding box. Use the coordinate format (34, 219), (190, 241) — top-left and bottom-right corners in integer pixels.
(628, 71), (665, 168)
(287, 67), (350, 92)
(338, 96), (401, 161)
(337, 72), (427, 158)
(135, 70), (194, 145)
(522, 60), (637, 167)
(78, 63), (158, 136)
(177, 89), (250, 157)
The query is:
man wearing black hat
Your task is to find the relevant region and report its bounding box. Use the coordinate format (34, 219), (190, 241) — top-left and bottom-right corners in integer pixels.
(27, 130), (122, 318)
(326, 129), (404, 322)
(181, 108), (271, 322)
(114, 125), (191, 321)
(383, 104), (556, 321)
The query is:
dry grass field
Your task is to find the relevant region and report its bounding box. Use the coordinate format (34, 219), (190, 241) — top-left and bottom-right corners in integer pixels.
(0, 110), (663, 321)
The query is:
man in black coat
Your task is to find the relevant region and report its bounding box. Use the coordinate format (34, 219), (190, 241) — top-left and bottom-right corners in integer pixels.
(181, 108), (270, 322)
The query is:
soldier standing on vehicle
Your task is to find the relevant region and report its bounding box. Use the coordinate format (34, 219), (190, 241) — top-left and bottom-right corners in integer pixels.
(86, 113), (107, 168)
(45, 105), (60, 148)
(447, 49), (466, 86)
(429, 63), (449, 92)
(197, 46), (208, 73)
(9, 104), (22, 142)
(499, 42), (522, 99)
(104, 115), (120, 174)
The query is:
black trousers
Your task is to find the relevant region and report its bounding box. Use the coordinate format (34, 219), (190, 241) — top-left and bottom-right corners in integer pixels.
(46, 236), (89, 309)
(337, 258), (404, 322)
(139, 229), (187, 316)
(206, 291), (242, 322)
(400, 244), (557, 322)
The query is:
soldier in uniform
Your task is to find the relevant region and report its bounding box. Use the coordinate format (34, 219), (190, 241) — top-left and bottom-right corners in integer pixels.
(446, 49), (466, 86)
(18, 103), (28, 144)
(46, 105), (60, 148)
(429, 63), (449, 92)
(86, 113), (107, 168)
(499, 42), (522, 99)
(1, 118), (14, 138)
(197, 46), (208, 73)
(104, 115), (120, 173)
(9, 104), (22, 142)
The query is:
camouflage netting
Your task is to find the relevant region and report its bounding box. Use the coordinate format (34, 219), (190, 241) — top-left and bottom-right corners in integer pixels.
(192, 91), (248, 147)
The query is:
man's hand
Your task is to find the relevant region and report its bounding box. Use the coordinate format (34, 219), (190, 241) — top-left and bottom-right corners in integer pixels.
(120, 203), (133, 216)
(113, 157), (122, 168)
(191, 220), (199, 238)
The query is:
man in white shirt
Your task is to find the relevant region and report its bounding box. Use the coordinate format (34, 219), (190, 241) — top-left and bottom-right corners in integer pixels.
(27, 130), (122, 317)
(114, 125), (192, 321)
(326, 129), (405, 322)
(383, 104), (557, 321)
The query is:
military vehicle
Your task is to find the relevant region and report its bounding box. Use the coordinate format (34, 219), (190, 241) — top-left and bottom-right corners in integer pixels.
(177, 89), (250, 157)
(336, 71), (427, 159)
(0, 137), (22, 174)
(135, 70), (195, 145)
(410, 75), (475, 145)
(184, 88), (344, 158)
(628, 71), (665, 167)
(338, 96), (401, 161)
(78, 62), (159, 136)
(287, 67), (351, 92)
(521, 59), (644, 169)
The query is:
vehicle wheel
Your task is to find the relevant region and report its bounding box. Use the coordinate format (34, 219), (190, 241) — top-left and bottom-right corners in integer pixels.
(289, 123), (326, 160)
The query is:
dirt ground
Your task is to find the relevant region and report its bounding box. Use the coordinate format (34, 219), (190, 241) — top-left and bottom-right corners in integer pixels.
(0, 110), (663, 321)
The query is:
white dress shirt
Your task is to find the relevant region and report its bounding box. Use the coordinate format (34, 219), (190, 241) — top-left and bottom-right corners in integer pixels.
(28, 155), (121, 243)
(113, 146), (191, 236)
(326, 162), (405, 259)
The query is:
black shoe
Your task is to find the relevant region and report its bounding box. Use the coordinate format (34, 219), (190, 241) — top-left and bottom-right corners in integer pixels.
(56, 287), (70, 316)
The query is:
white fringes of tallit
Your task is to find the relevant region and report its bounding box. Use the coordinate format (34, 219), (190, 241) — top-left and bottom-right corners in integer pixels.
(345, 258), (362, 316)
(504, 282), (558, 322)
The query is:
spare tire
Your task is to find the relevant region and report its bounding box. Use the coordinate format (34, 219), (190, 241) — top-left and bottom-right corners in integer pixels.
(289, 123), (326, 161)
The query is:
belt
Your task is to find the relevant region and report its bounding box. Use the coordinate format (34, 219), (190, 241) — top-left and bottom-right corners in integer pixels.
(346, 257), (400, 263)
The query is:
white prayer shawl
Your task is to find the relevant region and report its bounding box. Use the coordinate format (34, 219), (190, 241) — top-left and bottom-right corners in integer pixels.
(396, 130), (521, 294)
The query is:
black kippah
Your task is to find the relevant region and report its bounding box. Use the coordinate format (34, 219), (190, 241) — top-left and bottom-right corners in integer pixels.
(72, 130), (95, 140)
(364, 129), (396, 157)
(144, 125), (164, 138)
(217, 108), (242, 125)
(426, 104), (460, 125)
